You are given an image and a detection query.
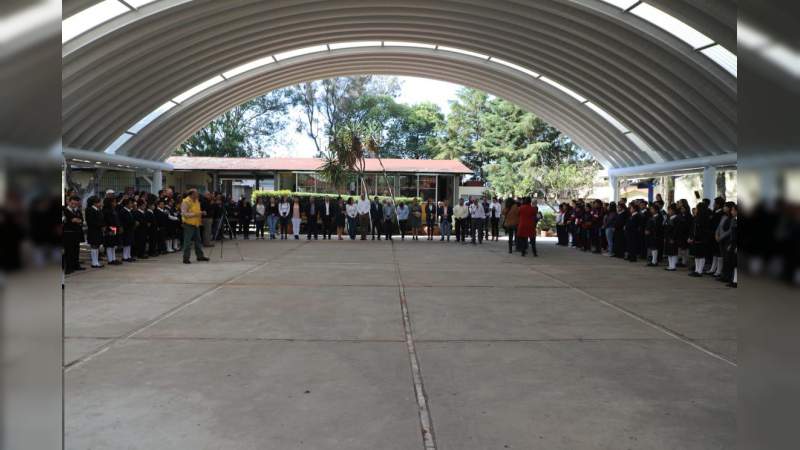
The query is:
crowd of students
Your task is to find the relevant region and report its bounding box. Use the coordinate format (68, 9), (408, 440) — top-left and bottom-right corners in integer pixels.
(62, 187), (737, 288)
(553, 195), (738, 288)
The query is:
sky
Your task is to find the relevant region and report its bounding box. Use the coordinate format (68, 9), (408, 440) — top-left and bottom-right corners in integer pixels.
(267, 76), (463, 158)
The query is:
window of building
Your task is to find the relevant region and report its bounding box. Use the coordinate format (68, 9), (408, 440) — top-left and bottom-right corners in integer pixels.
(296, 173), (316, 193)
(418, 175), (437, 202)
(377, 174), (396, 196)
(399, 175), (417, 198)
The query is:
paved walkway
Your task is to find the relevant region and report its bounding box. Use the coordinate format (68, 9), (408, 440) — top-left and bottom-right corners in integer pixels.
(65, 239), (736, 450)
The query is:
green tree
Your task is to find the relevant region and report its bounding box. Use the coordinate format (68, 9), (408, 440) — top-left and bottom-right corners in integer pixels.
(180, 91), (291, 157)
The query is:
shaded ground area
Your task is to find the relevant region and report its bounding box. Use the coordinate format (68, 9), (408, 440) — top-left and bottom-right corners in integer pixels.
(65, 239), (737, 450)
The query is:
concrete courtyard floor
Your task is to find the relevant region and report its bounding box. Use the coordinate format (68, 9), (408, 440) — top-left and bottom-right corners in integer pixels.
(64, 238), (737, 450)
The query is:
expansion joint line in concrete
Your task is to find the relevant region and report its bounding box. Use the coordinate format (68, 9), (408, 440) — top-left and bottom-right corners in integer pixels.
(63, 242), (309, 372)
(485, 245), (737, 367)
(390, 240), (438, 450)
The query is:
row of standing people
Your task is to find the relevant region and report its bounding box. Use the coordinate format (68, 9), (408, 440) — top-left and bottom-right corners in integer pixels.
(553, 196), (738, 287)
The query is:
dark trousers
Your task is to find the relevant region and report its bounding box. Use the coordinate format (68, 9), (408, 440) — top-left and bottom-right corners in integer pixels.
(307, 219), (318, 239)
(255, 219), (265, 238)
(505, 226), (516, 253)
(384, 219), (393, 239)
(455, 218), (464, 242)
(240, 219), (251, 239)
(491, 218), (499, 239)
(372, 217), (382, 239)
(64, 232), (81, 270)
(148, 229), (160, 255)
(359, 214), (370, 239)
(279, 216), (289, 238)
(399, 220), (407, 239)
(321, 217), (332, 238)
(426, 221), (435, 239)
(556, 225), (567, 246)
(134, 230), (148, 257)
(471, 218), (484, 243)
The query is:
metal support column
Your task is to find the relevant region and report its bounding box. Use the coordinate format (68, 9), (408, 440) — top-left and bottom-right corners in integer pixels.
(702, 166), (717, 200)
(152, 169), (163, 194)
(609, 175), (620, 202)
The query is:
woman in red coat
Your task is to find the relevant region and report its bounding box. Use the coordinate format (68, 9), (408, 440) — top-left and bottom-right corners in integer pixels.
(516, 197), (538, 256)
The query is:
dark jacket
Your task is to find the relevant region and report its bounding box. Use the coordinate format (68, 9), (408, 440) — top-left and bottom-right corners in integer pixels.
(63, 206), (85, 242)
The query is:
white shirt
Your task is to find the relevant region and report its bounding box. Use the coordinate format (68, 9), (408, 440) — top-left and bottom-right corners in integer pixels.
(469, 202), (486, 219)
(346, 203), (358, 218)
(255, 204), (266, 217)
(279, 202), (290, 217)
(357, 198), (371, 215)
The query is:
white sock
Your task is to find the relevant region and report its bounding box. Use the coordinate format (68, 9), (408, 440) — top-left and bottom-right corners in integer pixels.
(90, 248), (99, 266)
(166, 241), (173, 252)
(123, 246), (131, 259)
(107, 247), (114, 262)
(733, 268), (738, 284)
(651, 250), (658, 264)
(708, 257), (719, 274)
(668, 256), (677, 269)
(695, 258), (705, 274)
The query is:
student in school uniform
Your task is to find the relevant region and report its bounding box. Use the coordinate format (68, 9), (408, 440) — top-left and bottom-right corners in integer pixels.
(707, 197), (726, 275)
(102, 197), (122, 265)
(688, 202), (712, 277)
(63, 195), (86, 274)
(85, 196), (105, 268)
(612, 201), (628, 259)
(118, 197), (137, 262)
(663, 204), (680, 271)
(489, 197), (502, 241)
(154, 199), (171, 253)
(166, 198), (182, 252)
(675, 202), (692, 267)
(146, 201), (160, 256)
(644, 204), (663, 267)
(624, 204), (640, 262)
(133, 199), (149, 259)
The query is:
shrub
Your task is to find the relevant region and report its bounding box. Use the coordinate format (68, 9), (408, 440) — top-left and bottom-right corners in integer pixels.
(538, 212), (556, 231)
(251, 189), (419, 204)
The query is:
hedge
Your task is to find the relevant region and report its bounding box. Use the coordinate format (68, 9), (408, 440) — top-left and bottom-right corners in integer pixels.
(251, 189), (420, 204)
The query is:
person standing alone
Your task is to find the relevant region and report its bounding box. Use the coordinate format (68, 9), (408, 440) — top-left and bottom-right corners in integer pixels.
(180, 189), (209, 264)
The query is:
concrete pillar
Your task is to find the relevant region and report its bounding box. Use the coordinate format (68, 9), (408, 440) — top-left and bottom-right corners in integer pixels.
(609, 175), (620, 202)
(702, 166), (717, 200)
(152, 169), (162, 194)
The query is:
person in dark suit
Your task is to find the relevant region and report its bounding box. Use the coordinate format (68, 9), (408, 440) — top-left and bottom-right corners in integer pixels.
(102, 197), (122, 265)
(371, 196), (383, 240)
(663, 204), (680, 271)
(644, 204), (663, 266)
(133, 199), (149, 259)
(63, 195), (86, 273)
(688, 202), (712, 277)
(306, 196), (319, 240)
(85, 196), (105, 268)
(118, 197), (137, 262)
(320, 197), (335, 239)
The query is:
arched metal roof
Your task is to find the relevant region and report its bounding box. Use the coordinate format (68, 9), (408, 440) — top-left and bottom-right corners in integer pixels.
(61, 0), (737, 169)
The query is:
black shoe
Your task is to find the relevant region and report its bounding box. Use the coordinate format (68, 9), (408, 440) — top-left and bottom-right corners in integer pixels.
(646, 263), (657, 267)
(75, 266), (86, 271)
(91, 264), (104, 268)
(183, 260), (191, 264)
(726, 282), (737, 288)
(688, 272), (701, 277)
(109, 260), (122, 266)
(664, 268), (676, 271)
(676, 263), (687, 268)
(197, 256), (210, 262)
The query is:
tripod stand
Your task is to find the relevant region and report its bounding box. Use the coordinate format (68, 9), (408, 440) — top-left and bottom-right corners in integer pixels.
(213, 208), (244, 261)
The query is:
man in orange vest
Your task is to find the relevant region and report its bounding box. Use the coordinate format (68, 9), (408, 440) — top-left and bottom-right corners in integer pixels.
(180, 189), (210, 264)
